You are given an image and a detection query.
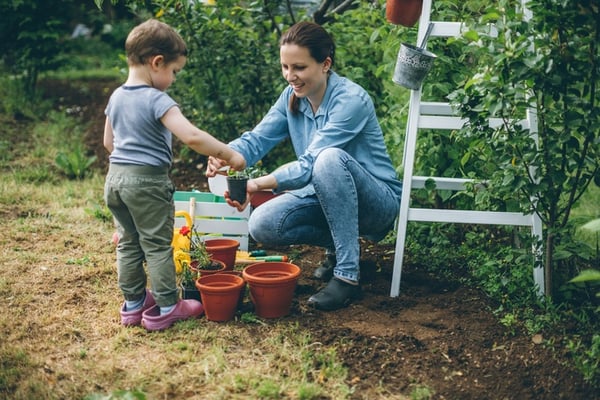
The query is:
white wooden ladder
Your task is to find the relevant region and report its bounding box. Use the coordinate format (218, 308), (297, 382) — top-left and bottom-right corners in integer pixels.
(390, 0), (545, 297)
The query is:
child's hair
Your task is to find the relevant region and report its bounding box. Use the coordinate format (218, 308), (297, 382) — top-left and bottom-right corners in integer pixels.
(125, 19), (188, 66)
(280, 21), (336, 113)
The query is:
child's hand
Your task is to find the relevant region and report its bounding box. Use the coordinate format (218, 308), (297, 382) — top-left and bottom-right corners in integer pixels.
(206, 156), (227, 177)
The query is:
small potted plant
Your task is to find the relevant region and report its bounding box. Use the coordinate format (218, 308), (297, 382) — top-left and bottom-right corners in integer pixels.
(226, 164), (267, 204)
(174, 226), (226, 300)
(178, 260), (201, 301)
(226, 169), (249, 204)
(188, 229), (227, 276)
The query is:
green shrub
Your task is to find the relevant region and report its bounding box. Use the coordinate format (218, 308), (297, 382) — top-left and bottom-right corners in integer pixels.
(447, 0), (600, 296)
(568, 334), (600, 387)
(55, 146), (98, 180)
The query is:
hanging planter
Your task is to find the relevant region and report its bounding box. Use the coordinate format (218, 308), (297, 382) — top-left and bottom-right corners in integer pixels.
(196, 273), (246, 322)
(386, 0), (423, 27)
(392, 23), (436, 90)
(204, 238), (240, 271)
(242, 262), (301, 319)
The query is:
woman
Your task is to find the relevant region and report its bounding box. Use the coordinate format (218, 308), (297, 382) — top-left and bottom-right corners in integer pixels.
(207, 21), (402, 311)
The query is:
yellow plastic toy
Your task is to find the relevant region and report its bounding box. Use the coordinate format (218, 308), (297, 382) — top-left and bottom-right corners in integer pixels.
(172, 210), (193, 274)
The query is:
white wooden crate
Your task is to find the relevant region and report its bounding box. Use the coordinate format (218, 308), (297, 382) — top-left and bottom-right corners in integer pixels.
(173, 191), (250, 251)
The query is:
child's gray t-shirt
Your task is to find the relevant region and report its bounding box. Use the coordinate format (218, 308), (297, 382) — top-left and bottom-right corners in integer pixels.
(105, 85), (178, 167)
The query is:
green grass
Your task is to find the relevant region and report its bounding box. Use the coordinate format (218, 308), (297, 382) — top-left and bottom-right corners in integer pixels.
(43, 67), (124, 81)
(0, 92), (356, 399)
(1, 57), (599, 396)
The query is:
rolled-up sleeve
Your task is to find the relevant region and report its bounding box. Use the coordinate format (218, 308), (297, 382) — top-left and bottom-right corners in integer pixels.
(229, 92), (290, 167)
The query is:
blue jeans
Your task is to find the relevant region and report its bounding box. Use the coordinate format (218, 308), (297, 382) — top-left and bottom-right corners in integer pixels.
(249, 148), (401, 282)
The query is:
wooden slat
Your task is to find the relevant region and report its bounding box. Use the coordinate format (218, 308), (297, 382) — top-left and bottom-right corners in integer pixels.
(408, 208), (535, 226)
(174, 193), (250, 251)
(411, 176), (473, 190)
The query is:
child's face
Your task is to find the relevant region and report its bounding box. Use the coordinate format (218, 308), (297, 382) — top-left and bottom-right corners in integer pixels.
(150, 55), (187, 91)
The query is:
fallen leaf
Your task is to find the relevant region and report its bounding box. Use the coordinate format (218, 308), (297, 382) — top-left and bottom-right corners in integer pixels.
(532, 334), (543, 344)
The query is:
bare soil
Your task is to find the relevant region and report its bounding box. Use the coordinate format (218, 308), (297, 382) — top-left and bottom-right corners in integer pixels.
(38, 78), (598, 399)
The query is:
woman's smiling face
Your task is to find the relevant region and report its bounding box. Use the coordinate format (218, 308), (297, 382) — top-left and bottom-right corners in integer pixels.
(280, 43), (331, 110)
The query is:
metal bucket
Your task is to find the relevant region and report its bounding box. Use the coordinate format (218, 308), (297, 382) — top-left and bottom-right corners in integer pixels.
(392, 43), (436, 90)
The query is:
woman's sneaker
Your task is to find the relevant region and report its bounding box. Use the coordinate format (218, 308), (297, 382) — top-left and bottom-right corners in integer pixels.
(141, 300), (204, 331)
(120, 289), (156, 326)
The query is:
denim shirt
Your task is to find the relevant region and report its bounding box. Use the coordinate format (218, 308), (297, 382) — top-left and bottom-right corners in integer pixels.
(229, 72), (402, 198)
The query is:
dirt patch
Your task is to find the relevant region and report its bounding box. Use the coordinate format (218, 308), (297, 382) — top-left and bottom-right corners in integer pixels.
(38, 79), (598, 399)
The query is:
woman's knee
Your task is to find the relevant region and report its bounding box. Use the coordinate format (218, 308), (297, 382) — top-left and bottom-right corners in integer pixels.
(248, 207), (278, 243)
(315, 147), (344, 164)
(313, 147), (346, 175)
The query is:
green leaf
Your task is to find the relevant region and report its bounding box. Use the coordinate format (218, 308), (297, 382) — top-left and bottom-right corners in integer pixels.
(569, 269), (600, 284)
(581, 219), (600, 233)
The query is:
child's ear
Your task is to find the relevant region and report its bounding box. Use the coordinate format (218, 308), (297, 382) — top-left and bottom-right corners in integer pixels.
(150, 55), (165, 69)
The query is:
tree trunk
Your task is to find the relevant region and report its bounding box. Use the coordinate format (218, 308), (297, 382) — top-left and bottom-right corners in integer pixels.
(544, 232), (554, 297)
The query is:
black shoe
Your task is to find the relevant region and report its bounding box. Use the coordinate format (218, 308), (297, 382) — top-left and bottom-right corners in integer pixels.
(307, 278), (361, 311)
(313, 254), (336, 281)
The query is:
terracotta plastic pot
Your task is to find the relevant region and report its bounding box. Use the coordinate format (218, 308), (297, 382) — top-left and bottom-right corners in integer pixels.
(250, 191), (279, 208)
(190, 259), (227, 277)
(219, 270), (246, 309)
(242, 262), (301, 319)
(204, 238), (240, 270)
(386, 0), (423, 27)
(196, 273), (245, 322)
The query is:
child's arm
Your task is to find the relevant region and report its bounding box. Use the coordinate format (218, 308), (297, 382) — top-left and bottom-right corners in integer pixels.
(103, 117), (114, 153)
(161, 106), (246, 171)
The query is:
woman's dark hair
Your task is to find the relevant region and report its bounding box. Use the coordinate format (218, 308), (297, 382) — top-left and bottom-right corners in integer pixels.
(280, 21), (335, 113)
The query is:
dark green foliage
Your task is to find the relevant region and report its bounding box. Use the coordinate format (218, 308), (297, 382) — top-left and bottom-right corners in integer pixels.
(0, 1), (93, 92)
(447, 0), (600, 295)
(155, 0), (294, 170)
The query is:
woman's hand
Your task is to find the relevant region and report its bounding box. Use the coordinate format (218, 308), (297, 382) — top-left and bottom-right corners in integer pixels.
(224, 178), (260, 212)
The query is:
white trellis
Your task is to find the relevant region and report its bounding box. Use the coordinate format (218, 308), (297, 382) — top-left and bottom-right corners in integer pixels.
(390, 0), (544, 297)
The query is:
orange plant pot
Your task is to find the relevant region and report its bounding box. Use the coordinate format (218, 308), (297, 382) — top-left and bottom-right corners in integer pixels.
(386, 0), (423, 27)
(204, 238), (240, 270)
(196, 273), (245, 322)
(242, 262), (301, 319)
(250, 191), (279, 208)
(190, 259), (227, 277)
